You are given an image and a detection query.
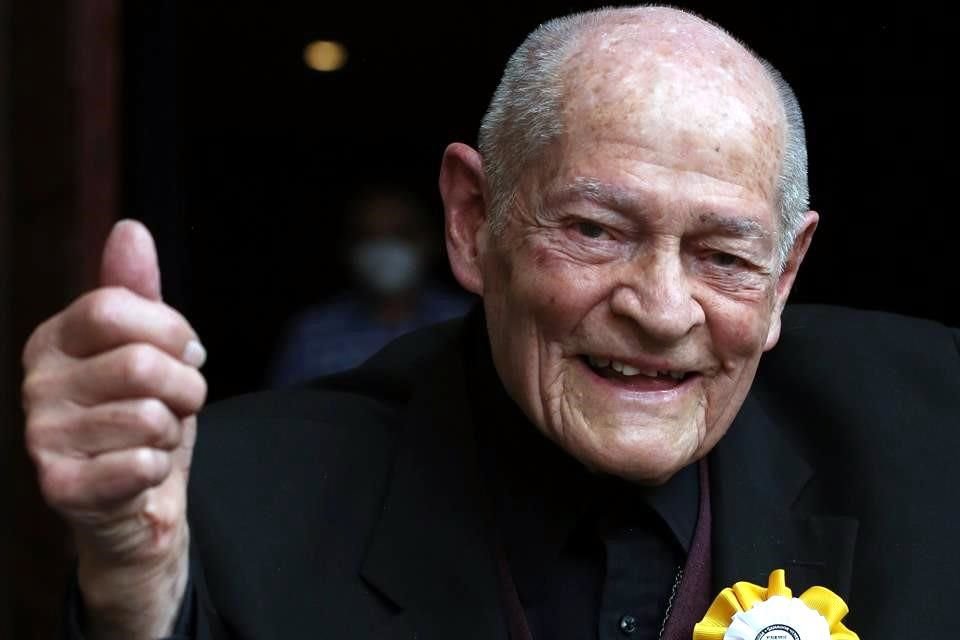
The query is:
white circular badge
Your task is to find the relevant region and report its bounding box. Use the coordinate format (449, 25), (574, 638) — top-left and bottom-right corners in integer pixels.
(723, 596), (830, 640)
(755, 624), (801, 640)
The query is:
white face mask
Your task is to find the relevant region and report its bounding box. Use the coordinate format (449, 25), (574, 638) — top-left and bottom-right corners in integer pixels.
(351, 239), (424, 296)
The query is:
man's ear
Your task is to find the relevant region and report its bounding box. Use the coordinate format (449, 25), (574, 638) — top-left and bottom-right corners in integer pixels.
(764, 210), (819, 351)
(439, 142), (488, 296)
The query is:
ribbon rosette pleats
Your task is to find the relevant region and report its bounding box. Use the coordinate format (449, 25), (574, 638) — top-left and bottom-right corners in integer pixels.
(693, 569), (859, 640)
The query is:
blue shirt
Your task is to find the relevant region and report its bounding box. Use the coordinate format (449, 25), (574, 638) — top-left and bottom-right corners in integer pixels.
(267, 286), (473, 386)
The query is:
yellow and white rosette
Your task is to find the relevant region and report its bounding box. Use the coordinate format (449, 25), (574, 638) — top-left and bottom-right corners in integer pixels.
(693, 569), (858, 640)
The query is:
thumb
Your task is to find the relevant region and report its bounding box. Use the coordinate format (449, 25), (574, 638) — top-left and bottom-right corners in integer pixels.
(99, 219), (163, 301)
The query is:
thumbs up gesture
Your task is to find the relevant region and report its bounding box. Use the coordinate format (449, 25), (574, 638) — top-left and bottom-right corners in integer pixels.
(22, 220), (206, 639)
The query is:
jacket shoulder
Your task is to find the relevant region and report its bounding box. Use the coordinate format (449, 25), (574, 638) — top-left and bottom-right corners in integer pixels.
(755, 304), (960, 500)
(770, 304), (958, 377)
(192, 315), (468, 479)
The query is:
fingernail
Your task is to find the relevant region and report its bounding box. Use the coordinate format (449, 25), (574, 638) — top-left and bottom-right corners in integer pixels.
(182, 340), (207, 368)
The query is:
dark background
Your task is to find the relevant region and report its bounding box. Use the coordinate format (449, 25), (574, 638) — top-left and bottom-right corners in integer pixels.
(4, 2), (957, 637)
(128, 3), (958, 403)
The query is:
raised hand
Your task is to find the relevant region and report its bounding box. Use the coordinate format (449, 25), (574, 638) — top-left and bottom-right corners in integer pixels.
(22, 220), (206, 638)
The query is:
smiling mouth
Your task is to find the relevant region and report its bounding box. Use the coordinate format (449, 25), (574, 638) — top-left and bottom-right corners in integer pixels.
(580, 355), (697, 390)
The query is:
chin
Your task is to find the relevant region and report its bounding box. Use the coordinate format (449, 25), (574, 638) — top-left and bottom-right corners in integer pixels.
(551, 414), (705, 485)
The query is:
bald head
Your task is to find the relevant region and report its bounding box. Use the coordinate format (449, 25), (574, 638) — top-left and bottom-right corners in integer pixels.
(562, 10), (785, 205)
(479, 6), (808, 267)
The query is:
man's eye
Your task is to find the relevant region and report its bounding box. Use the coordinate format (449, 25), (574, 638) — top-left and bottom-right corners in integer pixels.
(708, 252), (743, 268)
(575, 221), (607, 239)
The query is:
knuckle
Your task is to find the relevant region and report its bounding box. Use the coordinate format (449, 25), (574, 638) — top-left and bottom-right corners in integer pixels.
(24, 432), (47, 468)
(21, 370), (52, 410)
(37, 460), (77, 508)
(80, 288), (126, 333)
(24, 412), (57, 455)
(20, 374), (39, 409)
(122, 344), (163, 389)
(131, 448), (168, 485)
(135, 399), (173, 443)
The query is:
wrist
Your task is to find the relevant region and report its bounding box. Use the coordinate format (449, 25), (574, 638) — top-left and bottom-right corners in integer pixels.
(77, 523), (190, 640)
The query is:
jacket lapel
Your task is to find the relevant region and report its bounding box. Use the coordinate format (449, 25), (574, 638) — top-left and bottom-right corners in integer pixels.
(359, 333), (508, 640)
(357, 320), (859, 635)
(710, 392), (858, 599)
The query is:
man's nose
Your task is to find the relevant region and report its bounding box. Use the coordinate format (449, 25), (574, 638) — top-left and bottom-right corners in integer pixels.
(608, 251), (705, 344)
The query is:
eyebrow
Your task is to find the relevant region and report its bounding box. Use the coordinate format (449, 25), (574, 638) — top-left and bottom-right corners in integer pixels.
(543, 177), (637, 212)
(544, 177), (771, 241)
(696, 212), (769, 240)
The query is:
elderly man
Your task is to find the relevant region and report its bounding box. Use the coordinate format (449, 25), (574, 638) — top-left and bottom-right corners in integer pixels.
(22, 6), (958, 640)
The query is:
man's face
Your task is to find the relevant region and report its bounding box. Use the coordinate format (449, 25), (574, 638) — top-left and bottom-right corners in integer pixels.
(477, 46), (802, 483)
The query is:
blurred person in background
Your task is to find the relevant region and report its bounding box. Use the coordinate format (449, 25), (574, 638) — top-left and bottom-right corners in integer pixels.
(268, 185), (473, 385)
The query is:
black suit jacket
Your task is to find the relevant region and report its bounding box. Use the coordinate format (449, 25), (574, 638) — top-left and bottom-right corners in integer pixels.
(171, 305), (958, 639)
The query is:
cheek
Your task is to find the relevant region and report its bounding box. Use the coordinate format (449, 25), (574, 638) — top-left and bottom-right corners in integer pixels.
(700, 303), (770, 439)
(516, 243), (612, 333)
(720, 312), (766, 356)
(701, 301), (772, 440)
(701, 288), (777, 363)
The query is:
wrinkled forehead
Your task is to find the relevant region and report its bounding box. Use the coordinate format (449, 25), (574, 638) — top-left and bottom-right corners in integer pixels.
(558, 20), (785, 200)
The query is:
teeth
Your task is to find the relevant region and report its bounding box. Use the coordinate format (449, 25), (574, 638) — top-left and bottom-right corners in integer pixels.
(588, 356), (687, 380)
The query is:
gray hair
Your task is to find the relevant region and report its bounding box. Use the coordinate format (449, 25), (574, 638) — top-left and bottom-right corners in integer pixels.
(477, 7), (809, 272)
